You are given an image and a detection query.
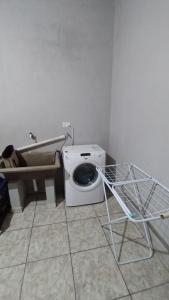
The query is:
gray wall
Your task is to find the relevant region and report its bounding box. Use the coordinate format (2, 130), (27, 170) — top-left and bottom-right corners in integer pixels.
(108, 0), (169, 247)
(0, 0), (113, 152)
(109, 0), (169, 187)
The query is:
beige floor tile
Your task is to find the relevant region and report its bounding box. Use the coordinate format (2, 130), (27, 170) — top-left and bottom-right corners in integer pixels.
(65, 205), (96, 221)
(21, 255), (75, 300)
(0, 264), (25, 300)
(2, 208), (35, 231)
(36, 201), (56, 208)
(111, 238), (151, 263)
(100, 214), (143, 244)
(0, 229), (31, 268)
(72, 247), (128, 300)
(132, 283), (169, 300)
(93, 196), (123, 217)
(118, 297), (131, 300)
(119, 297), (131, 300)
(28, 223), (69, 261)
(33, 205), (66, 226)
(120, 253), (169, 293)
(149, 226), (169, 271)
(68, 218), (108, 253)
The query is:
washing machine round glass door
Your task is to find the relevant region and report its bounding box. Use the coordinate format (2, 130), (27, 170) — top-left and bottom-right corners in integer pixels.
(73, 163), (98, 188)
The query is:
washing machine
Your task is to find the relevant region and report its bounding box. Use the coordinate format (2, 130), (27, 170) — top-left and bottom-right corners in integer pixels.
(63, 144), (105, 206)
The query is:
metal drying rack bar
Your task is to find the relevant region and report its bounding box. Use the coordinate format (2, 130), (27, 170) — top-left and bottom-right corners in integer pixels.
(97, 163), (169, 264)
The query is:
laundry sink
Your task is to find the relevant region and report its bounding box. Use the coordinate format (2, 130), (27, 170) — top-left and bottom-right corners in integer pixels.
(0, 150), (61, 181)
(0, 150), (63, 212)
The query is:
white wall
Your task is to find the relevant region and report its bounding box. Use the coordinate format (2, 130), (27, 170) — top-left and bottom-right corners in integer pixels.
(109, 0), (169, 248)
(109, 0), (169, 187)
(0, 0), (114, 152)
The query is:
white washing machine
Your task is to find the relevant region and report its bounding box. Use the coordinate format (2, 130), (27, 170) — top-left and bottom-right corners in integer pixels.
(63, 144), (105, 206)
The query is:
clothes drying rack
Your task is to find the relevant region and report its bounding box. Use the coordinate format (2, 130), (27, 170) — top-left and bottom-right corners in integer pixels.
(97, 163), (169, 265)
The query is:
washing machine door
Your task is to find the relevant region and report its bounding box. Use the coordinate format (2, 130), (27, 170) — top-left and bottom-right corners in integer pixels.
(70, 162), (101, 191)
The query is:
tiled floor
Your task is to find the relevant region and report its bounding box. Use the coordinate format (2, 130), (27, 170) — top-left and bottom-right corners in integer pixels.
(0, 195), (169, 300)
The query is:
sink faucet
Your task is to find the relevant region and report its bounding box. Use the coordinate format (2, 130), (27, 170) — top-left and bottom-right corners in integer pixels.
(29, 132), (38, 143)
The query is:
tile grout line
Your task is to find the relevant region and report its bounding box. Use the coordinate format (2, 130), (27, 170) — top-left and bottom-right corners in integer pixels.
(0, 244), (115, 270)
(96, 213), (132, 298)
(1, 214), (118, 234)
(98, 219), (146, 245)
(64, 206), (77, 300)
(18, 200), (37, 300)
(0, 244), (110, 271)
(111, 294), (132, 300)
(1, 213), (126, 234)
(151, 237), (169, 274)
(0, 262), (26, 270)
(1, 256), (169, 299)
(33, 214), (98, 227)
(1, 200), (169, 299)
(157, 255), (169, 274)
(1, 226), (33, 234)
(3, 211), (99, 233)
(70, 244), (109, 255)
(66, 215), (98, 223)
(4, 199), (168, 296)
(129, 280), (169, 298)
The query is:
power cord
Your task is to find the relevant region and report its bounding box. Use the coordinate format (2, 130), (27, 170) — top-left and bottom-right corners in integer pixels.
(60, 126), (74, 153)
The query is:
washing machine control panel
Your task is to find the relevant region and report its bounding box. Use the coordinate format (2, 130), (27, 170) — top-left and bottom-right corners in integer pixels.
(63, 144), (105, 167)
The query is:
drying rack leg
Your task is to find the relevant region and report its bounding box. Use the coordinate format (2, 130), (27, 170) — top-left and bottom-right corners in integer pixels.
(102, 182), (153, 265)
(103, 182), (119, 262)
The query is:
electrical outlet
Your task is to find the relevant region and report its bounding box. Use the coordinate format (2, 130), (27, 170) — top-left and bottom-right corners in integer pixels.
(62, 122), (71, 128)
